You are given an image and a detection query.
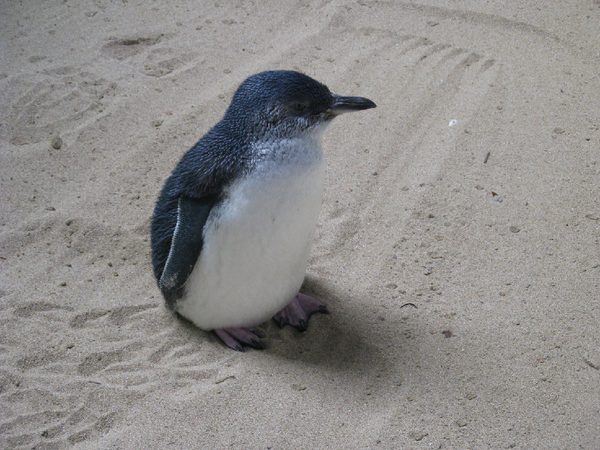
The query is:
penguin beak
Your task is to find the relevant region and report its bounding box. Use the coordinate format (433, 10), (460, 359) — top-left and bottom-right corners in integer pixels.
(329, 94), (377, 116)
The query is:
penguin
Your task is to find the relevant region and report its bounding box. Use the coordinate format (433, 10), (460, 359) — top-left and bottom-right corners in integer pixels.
(151, 70), (376, 351)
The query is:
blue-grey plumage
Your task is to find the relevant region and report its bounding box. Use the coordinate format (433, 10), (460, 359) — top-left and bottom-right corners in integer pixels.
(151, 70), (376, 351)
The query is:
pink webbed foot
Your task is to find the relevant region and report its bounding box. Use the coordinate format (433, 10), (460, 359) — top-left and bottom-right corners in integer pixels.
(213, 327), (265, 352)
(273, 293), (329, 331)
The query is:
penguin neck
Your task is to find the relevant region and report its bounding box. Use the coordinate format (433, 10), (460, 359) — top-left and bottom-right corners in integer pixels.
(249, 126), (326, 174)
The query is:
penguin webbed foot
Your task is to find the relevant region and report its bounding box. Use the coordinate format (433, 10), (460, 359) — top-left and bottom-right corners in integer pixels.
(214, 327), (265, 352)
(273, 293), (329, 331)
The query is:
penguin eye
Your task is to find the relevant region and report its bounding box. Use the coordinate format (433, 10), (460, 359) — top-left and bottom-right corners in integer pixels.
(292, 102), (308, 112)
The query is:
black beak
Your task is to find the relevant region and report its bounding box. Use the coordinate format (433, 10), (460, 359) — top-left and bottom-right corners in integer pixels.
(329, 94), (377, 115)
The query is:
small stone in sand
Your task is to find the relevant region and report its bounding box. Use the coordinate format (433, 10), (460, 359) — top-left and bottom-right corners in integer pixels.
(409, 430), (428, 441)
(51, 136), (63, 149)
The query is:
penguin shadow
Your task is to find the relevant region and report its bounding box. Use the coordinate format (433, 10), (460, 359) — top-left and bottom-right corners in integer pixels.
(171, 278), (399, 378)
(262, 276), (393, 375)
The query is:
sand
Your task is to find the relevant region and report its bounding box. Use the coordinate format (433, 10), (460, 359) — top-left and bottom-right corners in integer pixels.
(2, 1), (600, 448)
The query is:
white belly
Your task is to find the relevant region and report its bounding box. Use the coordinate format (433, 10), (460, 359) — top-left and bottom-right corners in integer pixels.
(177, 155), (325, 330)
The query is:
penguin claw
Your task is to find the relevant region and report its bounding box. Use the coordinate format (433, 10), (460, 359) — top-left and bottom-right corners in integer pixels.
(273, 293), (329, 331)
(213, 295), (328, 350)
(213, 327), (265, 351)
(273, 314), (286, 329)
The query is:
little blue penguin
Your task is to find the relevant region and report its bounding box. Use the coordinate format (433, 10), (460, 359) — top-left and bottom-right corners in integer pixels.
(151, 70), (376, 351)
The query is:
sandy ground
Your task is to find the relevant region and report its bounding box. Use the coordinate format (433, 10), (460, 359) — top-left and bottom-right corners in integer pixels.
(2, 1), (600, 448)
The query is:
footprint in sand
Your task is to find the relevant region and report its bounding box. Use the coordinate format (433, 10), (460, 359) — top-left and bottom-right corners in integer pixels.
(101, 34), (195, 77)
(5, 69), (118, 146)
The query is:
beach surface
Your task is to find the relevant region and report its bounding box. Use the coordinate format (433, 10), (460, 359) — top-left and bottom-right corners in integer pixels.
(2, 1), (599, 448)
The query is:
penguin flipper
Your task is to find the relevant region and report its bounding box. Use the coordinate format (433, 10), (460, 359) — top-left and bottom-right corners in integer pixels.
(159, 195), (215, 307)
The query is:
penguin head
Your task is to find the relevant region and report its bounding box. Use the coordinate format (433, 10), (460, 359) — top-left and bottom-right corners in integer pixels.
(225, 71), (376, 140)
